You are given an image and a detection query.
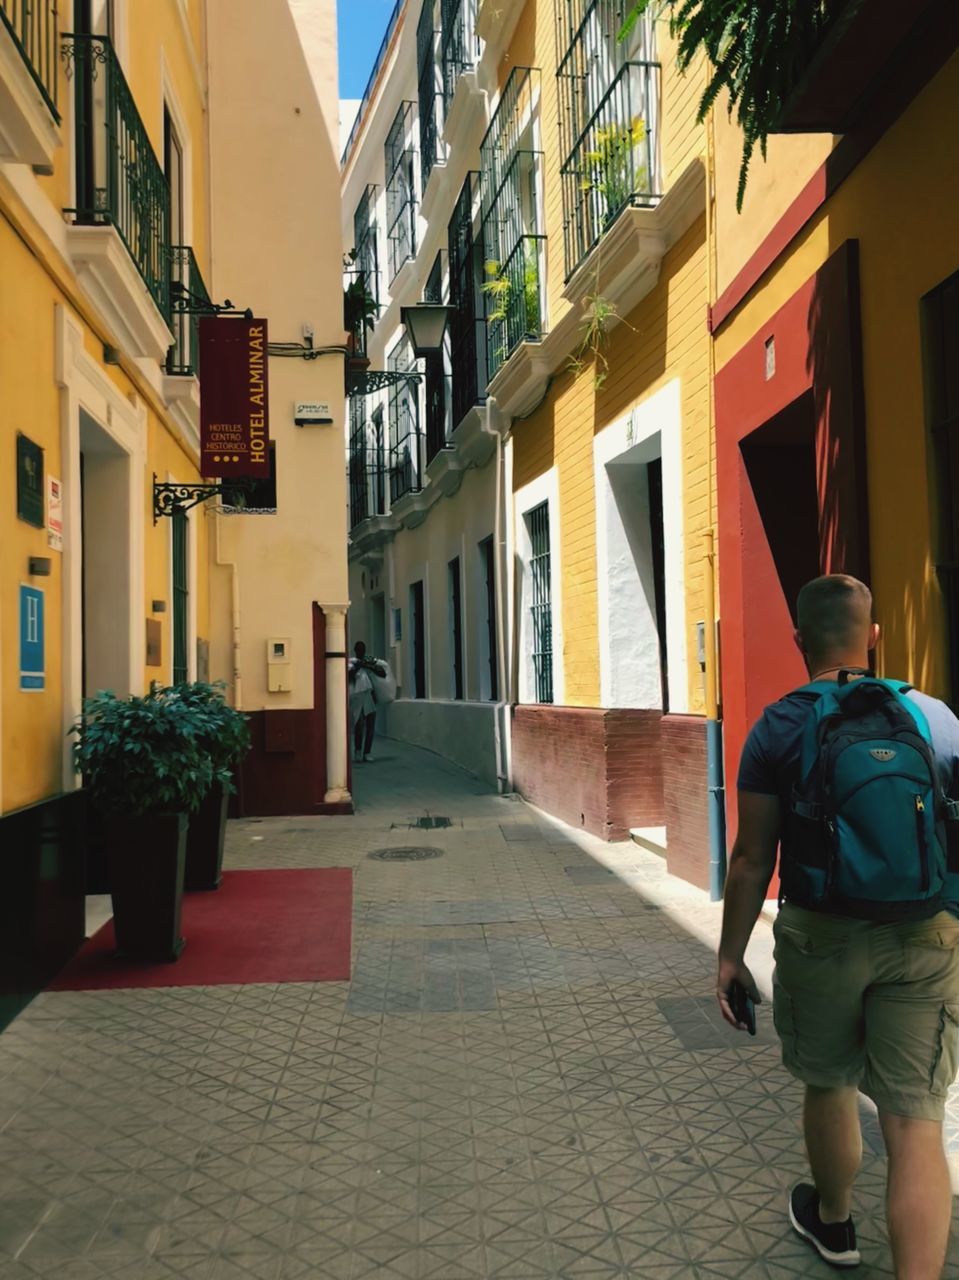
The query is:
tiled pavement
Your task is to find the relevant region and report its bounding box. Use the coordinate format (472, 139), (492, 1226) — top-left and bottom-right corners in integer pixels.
(2, 741), (959, 1279)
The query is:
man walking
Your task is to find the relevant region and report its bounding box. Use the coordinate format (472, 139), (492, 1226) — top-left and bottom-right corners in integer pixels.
(718, 574), (959, 1277)
(348, 641), (385, 764)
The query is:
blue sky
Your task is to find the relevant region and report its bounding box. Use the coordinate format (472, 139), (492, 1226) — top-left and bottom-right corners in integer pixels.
(338, 0), (398, 99)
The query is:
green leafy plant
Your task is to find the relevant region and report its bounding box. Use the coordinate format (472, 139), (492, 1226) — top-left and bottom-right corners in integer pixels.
(582, 116), (648, 225)
(72, 690), (219, 818)
(567, 290), (633, 390)
(158, 681), (250, 789)
(619, 0), (839, 209)
(482, 252), (542, 362)
(343, 250), (379, 347)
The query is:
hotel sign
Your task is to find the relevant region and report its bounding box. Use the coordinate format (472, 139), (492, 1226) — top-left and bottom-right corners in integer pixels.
(199, 316), (270, 478)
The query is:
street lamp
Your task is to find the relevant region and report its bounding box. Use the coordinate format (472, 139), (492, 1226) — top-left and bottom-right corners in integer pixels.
(401, 303), (453, 357)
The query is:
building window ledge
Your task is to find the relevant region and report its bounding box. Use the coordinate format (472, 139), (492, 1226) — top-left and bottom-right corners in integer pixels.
(349, 513), (399, 562)
(562, 156), (705, 315)
(425, 445), (466, 498)
(389, 254), (420, 302)
(476, 0), (523, 84)
(451, 404), (499, 468)
(390, 486), (433, 530)
(0, 20), (60, 169)
(420, 158), (450, 227)
(486, 339), (551, 419)
(66, 224), (174, 363)
(161, 373), (201, 454)
(442, 69), (486, 147)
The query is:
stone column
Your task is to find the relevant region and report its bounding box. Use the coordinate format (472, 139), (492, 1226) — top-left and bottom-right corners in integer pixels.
(323, 605), (351, 805)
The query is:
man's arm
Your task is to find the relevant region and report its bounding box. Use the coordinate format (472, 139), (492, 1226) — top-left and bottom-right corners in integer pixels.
(717, 791), (780, 1030)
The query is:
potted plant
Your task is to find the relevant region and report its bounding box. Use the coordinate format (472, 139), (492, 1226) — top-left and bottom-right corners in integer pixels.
(343, 257), (378, 373)
(582, 116), (648, 230)
(72, 691), (217, 961)
(163, 682), (250, 891)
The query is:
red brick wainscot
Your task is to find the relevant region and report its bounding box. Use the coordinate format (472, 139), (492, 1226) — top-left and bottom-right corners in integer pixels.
(661, 714), (710, 891)
(511, 706), (664, 842)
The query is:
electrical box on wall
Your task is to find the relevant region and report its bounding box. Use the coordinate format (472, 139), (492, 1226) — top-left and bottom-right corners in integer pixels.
(267, 637), (292, 692)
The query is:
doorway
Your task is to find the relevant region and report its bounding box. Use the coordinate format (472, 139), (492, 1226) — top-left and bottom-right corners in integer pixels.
(410, 581), (426, 699)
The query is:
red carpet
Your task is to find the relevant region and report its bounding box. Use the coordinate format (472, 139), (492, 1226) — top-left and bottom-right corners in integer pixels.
(50, 869), (352, 991)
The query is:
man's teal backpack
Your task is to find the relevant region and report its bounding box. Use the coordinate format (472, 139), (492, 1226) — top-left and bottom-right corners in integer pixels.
(783, 673), (959, 919)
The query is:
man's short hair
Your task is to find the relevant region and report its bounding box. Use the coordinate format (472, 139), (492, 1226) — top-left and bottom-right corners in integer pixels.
(796, 574), (873, 658)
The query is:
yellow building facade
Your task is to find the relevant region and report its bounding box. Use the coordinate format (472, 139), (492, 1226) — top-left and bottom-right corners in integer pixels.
(1, 0), (348, 1024)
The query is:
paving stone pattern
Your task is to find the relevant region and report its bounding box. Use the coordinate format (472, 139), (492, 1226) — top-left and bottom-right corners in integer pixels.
(1, 741), (959, 1278)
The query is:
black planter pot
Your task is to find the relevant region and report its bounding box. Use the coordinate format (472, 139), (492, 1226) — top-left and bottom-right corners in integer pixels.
(184, 784), (228, 891)
(105, 813), (186, 962)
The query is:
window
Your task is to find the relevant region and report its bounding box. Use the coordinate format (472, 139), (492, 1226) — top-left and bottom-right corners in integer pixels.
(441, 0), (480, 112)
(555, 0), (660, 277)
(922, 271), (959, 704)
(410, 581), (427, 699)
(424, 254), (450, 463)
(526, 502), (553, 704)
(449, 557), (464, 700)
(164, 106), (185, 247)
(353, 184), (379, 310)
(385, 101), (417, 282)
(349, 401), (386, 529)
(388, 338), (424, 502)
(647, 457), (669, 712)
(172, 511), (189, 684)
(417, 0), (446, 188)
(480, 67), (544, 379)
(448, 172), (487, 429)
(480, 535), (499, 701)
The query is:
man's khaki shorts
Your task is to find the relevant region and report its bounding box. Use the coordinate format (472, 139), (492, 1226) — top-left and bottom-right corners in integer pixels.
(773, 903), (959, 1120)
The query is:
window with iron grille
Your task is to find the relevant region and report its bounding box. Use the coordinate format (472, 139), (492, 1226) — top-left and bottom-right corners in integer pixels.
(448, 172), (487, 430)
(349, 398), (387, 529)
(424, 253), (451, 464)
(922, 270), (959, 705)
(441, 0), (480, 113)
(172, 511), (189, 684)
(449, 556), (464, 700)
(480, 67), (545, 381)
(481, 535), (499, 701)
(353, 184), (380, 310)
(385, 101), (418, 282)
(388, 337), (424, 502)
(555, 0), (660, 279)
(417, 0), (446, 189)
(526, 502), (553, 704)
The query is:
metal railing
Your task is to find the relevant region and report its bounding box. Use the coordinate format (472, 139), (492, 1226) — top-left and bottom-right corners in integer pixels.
(480, 66), (539, 222)
(349, 402), (388, 530)
(341, 0), (405, 167)
(385, 100), (417, 282)
(388, 338), (424, 502)
(423, 254), (450, 465)
(448, 172), (486, 430)
(63, 34), (170, 319)
(485, 232), (545, 381)
(527, 501), (553, 704)
(167, 246), (210, 377)
(0, 0), (59, 120)
(353, 184), (379, 309)
(417, 0), (446, 188)
(441, 0), (479, 112)
(559, 59), (661, 276)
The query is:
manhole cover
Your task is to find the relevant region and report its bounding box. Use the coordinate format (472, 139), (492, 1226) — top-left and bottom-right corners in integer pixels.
(369, 847), (444, 862)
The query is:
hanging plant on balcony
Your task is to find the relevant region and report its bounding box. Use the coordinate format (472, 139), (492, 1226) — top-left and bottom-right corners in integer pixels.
(619, 0), (840, 209)
(482, 255), (542, 363)
(581, 117), (648, 228)
(343, 252), (379, 359)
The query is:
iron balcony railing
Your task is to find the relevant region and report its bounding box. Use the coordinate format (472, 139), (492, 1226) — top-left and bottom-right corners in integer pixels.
(485, 232), (545, 381)
(0, 0), (59, 120)
(388, 339), (425, 503)
(441, 0), (479, 113)
(353, 183), (380, 309)
(559, 59), (661, 277)
(385, 100), (417, 282)
(63, 34), (171, 319)
(480, 66), (539, 223)
(349, 403), (388, 530)
(448, 172), (487, 431)
(417, 0), (446, 188)
(423, 254), (450, 465)
(167, 246), (210, 377)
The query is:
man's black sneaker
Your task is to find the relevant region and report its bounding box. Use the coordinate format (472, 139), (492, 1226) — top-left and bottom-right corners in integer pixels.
(789, 1183), (861, 1268)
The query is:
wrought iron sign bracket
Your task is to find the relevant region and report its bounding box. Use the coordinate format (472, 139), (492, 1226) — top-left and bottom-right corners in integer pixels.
(153, 475), (255, 524)
(347, 370), (423, 397)
(169, 281), (252, 319)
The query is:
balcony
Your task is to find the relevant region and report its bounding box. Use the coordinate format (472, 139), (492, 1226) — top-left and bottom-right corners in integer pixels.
(0, 0), (60, 169)
(385, 101), (418, 287)
(441, 0), (484, 142)
(162, 246), (209, 446)
(560, 60), (662, 280)
(485, 233), (545, 382)
(63, 34), (173, 363)
(773, 0), (951, 134)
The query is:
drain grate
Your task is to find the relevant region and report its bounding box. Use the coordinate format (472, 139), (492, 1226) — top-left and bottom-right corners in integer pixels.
(369, 847), (444, 862)
(413, 815), (453, 830)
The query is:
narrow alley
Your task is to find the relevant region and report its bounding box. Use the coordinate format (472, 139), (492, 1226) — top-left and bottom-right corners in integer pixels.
(2, 741), (956, 1280)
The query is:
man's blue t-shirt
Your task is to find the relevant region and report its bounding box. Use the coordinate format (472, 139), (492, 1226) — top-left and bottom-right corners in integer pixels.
(738, 686), (959, 804)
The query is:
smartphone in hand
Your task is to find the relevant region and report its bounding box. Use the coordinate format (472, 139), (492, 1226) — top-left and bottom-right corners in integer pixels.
(728, 980), (756, 1036)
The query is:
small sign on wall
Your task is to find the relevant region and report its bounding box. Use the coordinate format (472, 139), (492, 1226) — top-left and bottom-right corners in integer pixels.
(19, 584), (45, 691)
(47, 476), (63, 551)
(294, 402), (333, 426)
(17, 434), (44, 528)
